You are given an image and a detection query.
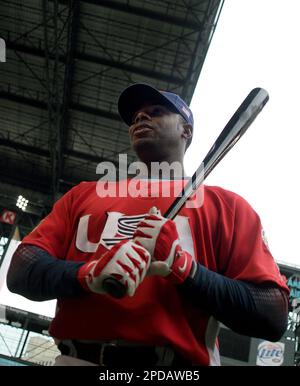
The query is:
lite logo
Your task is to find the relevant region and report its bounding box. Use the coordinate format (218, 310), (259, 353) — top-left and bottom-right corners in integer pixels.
(0, 38), (6, 62)
(256, 341), (284, 366)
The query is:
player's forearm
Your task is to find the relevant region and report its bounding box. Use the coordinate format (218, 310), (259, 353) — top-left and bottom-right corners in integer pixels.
(7, 244), (85, 301)
(180, 263), (289, 342)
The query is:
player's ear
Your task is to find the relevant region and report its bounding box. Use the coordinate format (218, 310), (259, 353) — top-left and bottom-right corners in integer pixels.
(181, 123), (193, 141)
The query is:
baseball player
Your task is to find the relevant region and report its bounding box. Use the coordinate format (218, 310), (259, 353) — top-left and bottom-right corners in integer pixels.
(7, 83), (289, 366)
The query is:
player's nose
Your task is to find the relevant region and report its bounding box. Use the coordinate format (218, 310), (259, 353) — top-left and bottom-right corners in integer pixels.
(134, 110), (151, 124)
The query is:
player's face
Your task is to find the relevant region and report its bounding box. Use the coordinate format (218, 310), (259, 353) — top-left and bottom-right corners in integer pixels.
(129, 103), (185, 162)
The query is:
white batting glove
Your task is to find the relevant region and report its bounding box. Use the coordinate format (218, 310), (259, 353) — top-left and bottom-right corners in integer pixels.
(77, 239), (151, 297)
(133, 207), (193, 284)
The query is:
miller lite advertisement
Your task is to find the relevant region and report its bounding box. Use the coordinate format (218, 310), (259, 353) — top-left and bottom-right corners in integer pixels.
(256, 341), (285, 366)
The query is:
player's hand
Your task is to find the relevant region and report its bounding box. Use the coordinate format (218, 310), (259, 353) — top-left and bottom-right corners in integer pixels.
(133, 207), (193, 284)
(77, 239), (151, 297)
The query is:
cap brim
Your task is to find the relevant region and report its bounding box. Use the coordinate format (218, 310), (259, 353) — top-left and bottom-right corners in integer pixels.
(118, 83), (177, 126)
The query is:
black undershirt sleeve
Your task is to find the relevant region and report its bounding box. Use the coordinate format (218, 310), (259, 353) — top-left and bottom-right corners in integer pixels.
(180, 263), (289, 342)
(7, 244), (289, 342)
(7, 244), (85, 301)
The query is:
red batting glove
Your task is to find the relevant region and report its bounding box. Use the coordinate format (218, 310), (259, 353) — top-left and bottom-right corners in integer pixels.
(77, 239), (151, 297)
(133, 207), (193, 284)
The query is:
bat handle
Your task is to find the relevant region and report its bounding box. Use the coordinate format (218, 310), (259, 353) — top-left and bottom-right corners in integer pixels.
(102, 277), (127, 298)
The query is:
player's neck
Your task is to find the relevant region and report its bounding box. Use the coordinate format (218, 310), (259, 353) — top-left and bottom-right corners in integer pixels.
(134, 146), (186, 179)
(138, 160), (187, 180)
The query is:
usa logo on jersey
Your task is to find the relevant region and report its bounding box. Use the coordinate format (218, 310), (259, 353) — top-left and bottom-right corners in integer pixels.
(75, 211), (195, 257)
(102, 213), (145, 247)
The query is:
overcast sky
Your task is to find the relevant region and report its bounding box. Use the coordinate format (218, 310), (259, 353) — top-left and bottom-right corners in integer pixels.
(185, 0), (300, 268)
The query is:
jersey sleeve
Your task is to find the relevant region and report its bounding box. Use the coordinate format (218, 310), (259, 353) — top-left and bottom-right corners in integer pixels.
(219, 192), (289, 293)
(22, 186), (78, 259)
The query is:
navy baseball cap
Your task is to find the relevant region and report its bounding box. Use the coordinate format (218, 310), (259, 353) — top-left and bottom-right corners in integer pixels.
(118, 83), (194, 130)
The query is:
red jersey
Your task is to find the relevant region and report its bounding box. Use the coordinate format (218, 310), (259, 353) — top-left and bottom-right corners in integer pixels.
(22, 179), (288, 365)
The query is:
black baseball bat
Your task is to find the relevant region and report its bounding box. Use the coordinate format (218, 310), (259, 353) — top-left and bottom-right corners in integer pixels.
(103, 87), (269, 298)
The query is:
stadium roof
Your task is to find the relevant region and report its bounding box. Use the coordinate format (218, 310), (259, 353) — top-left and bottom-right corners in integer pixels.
(0, 0), (224, 216)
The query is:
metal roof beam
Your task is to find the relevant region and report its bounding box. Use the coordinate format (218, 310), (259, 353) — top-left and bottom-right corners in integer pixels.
(60, 0), (80, 183)
(71, 101), (119, 120)
(76, 51), (182, 84)
(6, 41), (183, 84)
(0, 91), (120, 120)
(0, 170), (73, 196)
(0, 91), (48, 109)
(42, 0), (62, 202)
(0, 138), (49, 157)
(80, 0), (202, 30)
(0, 137), (118, 165)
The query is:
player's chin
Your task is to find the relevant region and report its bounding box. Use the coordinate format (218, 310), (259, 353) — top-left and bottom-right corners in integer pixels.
(131, 137), (156, 152)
